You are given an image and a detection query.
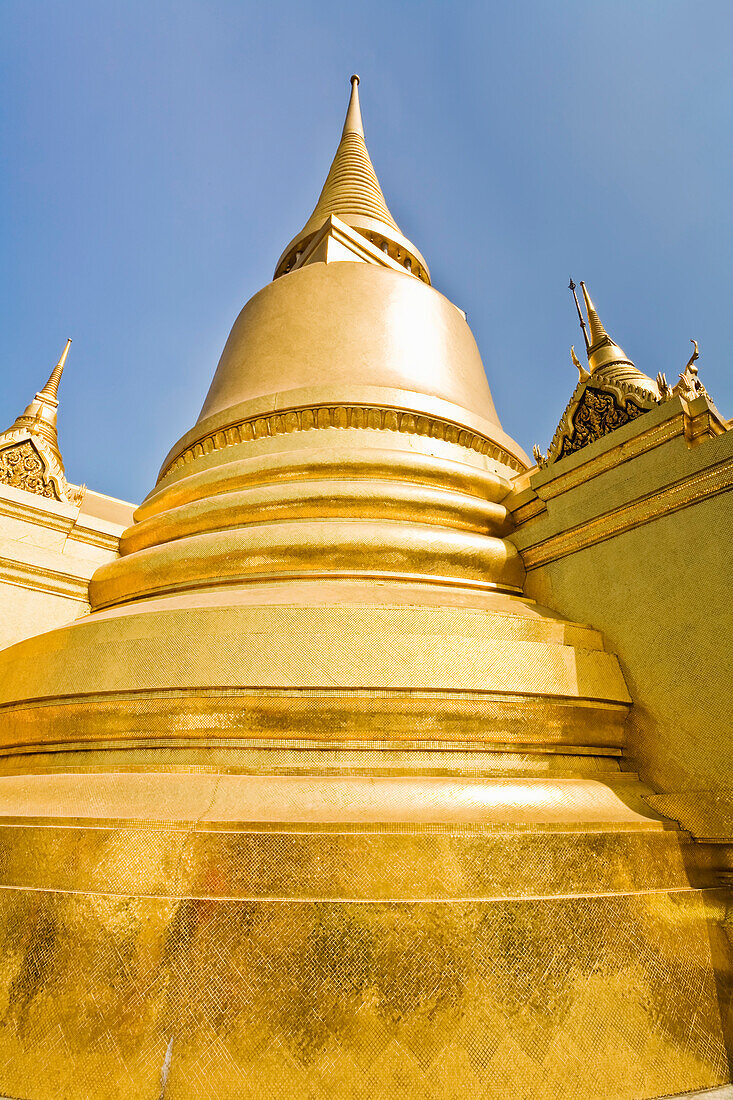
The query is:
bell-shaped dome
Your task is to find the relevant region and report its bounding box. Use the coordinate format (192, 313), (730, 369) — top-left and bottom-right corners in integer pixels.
(187, 261), (521, 461)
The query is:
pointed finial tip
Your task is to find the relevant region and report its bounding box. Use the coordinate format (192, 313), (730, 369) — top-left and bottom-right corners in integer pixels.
(341, 73), (365, 137)
(350, 74), (360, 86)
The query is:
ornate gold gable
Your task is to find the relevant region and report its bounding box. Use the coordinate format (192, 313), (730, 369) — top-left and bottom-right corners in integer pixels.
(0, 437), (62, 499)
(550, 381), (650, 461)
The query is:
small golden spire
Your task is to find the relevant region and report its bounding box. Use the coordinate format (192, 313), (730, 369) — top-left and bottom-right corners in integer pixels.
(0, 339), (74, 471)
(578, 282), (634, 373)
(38, 338), (72, 402)
(579, 282), (609, 347)
(281, 75), (398, 250)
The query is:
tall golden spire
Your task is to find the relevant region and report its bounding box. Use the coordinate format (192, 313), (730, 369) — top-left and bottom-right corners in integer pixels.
(312, 74), (398, 233)
(2, 339), (72, 468)
(275, 76), (429, 281)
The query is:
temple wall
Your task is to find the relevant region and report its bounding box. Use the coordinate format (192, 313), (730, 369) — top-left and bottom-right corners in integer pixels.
(510, 395), (733, 865)
(0, 483), (133, 650)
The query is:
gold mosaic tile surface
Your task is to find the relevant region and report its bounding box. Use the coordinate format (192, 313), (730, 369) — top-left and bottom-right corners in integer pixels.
(0, 824), (693, 900)
(0, 888), (728, 1099)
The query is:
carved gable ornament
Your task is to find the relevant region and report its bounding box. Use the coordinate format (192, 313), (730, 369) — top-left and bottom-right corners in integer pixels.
(535, 343), (722, 469)
(0, 438), (62, 500)
(0, 428), (82, 506)
(548, 381), (652, 464)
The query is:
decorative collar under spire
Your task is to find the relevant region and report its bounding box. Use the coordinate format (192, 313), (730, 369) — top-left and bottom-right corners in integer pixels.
(274, 76), (430, 282)
(0, 339), (81, 503)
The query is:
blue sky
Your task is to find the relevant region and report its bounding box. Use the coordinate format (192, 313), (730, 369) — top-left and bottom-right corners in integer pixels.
(1, 1), (731, 502)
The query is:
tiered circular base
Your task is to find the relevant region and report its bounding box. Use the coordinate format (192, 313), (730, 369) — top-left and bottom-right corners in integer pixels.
(0, 588), (729, 1097)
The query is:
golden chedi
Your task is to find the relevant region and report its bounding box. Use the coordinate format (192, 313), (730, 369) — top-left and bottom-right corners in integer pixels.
(0, 77), (729, 1099)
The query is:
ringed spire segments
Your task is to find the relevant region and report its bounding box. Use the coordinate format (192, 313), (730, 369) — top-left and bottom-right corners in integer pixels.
(38, 338), (72, 403)
(274, 76), (430, 283)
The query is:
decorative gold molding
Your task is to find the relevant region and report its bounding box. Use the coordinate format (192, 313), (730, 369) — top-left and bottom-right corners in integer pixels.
(0, 487), (121, 551)
(292, 214), (419, 280)
(511, 496), (547, 526)
(0, 556), (90, 602)
(66, 525), (123, 553)
(520, 458), (733, 569)
(0, 490), (77, 533)
(685, 405), (728, 446)
(537, 412), (686, 501)
(159, 403), (526, 482)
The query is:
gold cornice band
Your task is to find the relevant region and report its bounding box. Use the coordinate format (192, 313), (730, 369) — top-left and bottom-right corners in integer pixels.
(0, 690), (628, 756)
(0, 556), (90, 602)
(140, 449), (512, 527)
(90, 523), (526, 610)
(159, 402), (526, 483)
(520, 458), (733, 569)
(0, 824), (686, 900)
(123, 483), (512, 558)
(537, 413), (686, 501)
(0, 743), (626, 775)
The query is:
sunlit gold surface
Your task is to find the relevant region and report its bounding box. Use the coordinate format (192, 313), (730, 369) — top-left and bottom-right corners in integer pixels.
(0, 76), (730, 1098)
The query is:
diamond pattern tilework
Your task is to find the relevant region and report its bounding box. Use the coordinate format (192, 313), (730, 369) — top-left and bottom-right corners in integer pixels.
(0, 889), (728, 1099)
